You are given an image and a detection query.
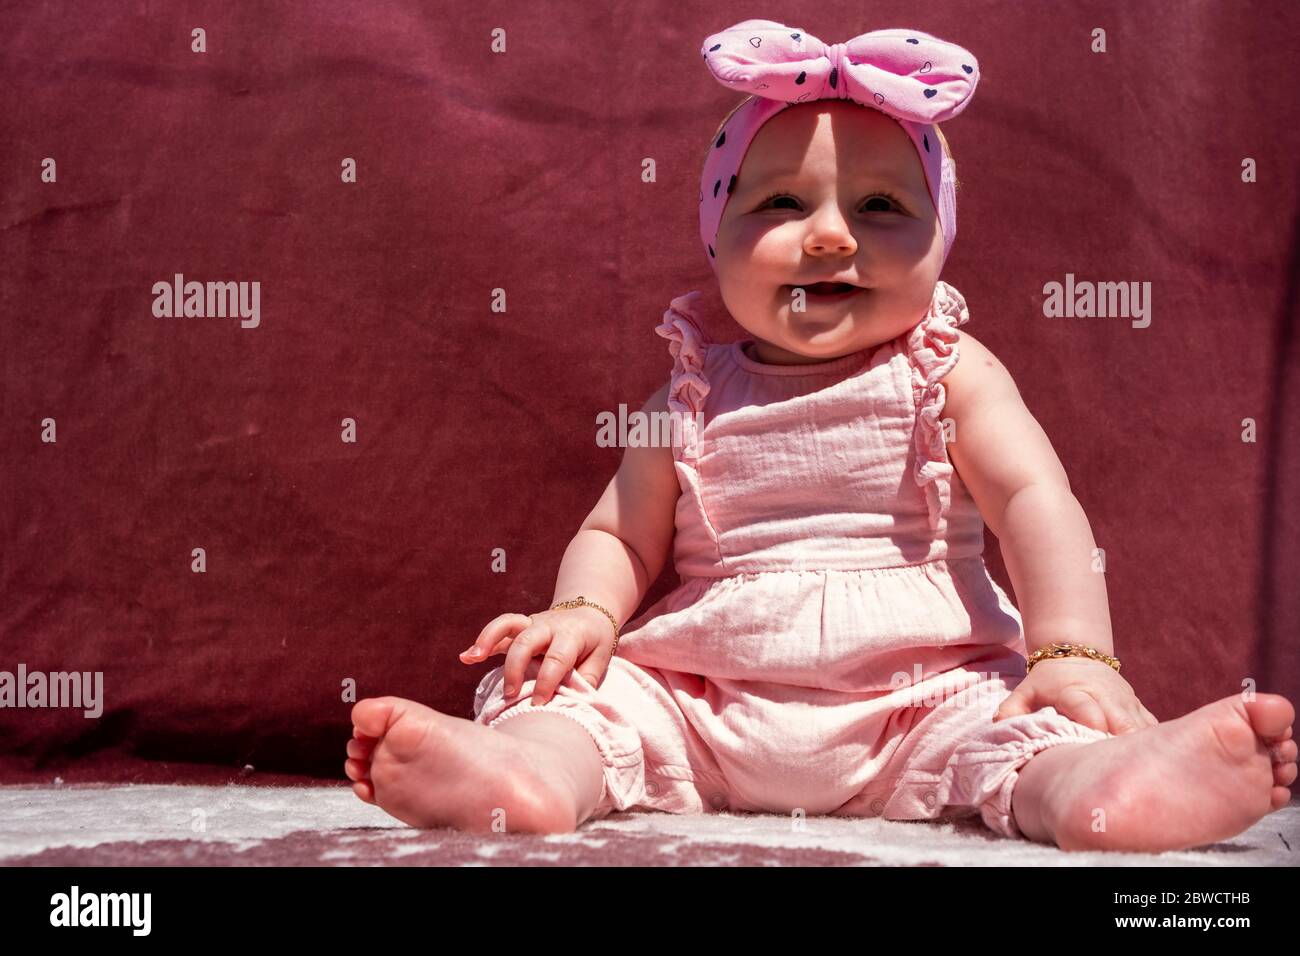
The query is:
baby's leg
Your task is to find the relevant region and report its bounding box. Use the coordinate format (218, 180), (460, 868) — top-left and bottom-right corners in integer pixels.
(867, 666), (1297, 850)
(1012, 692), (1296, 852)
(492, 711), (607, 825)
(347, 696), (607, 833)
(869, 672), (1114, 834)
(472, 655), (729, 817)
(471, 657), (653, 821)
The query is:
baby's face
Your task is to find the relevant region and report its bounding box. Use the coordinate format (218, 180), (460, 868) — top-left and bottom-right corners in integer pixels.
(714, 100), (945, 364)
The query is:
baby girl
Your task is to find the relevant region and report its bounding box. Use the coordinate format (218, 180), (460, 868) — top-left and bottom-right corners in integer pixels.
(344, 20), (1295, 850)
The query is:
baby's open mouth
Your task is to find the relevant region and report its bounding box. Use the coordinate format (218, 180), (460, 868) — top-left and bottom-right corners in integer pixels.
(785, 282), (867, 298)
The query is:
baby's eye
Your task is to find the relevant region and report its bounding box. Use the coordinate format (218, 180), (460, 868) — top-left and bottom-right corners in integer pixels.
(757, 192), (904, 213)
(861, 195), (899, 213)
(759, 192), (801, 210)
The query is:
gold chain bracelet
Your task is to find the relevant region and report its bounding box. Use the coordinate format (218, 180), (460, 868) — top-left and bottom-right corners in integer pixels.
(548, 596), (621, 655)
(1025, 641), (1121, 675)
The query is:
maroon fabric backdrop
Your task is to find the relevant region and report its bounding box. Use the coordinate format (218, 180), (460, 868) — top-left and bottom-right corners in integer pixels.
(2, 1), (1297, 785)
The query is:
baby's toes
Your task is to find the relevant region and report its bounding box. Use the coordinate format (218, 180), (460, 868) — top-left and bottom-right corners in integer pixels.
(344, 757), (370, 783)
(352, 779), (376, 804)
(1271, 781), (1294, 810)
(347, 736), (375, 761)
(351, 697), (399, 738)
(1273, 758), (1297, 788)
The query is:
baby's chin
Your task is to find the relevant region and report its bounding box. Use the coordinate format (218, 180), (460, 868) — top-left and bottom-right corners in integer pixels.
(777, 309), (896, 351)
(759, 322), (889, 361)
(776, 285), (879, 323)
(786, 297), (931, 346)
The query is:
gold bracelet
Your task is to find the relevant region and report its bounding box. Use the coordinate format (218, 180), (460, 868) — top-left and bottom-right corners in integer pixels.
(1025, 641), (1121, 675)
(549, 595), (621, 655)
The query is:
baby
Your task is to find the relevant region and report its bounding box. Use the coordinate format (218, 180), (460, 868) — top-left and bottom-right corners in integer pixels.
(344, 20), (1295, 850)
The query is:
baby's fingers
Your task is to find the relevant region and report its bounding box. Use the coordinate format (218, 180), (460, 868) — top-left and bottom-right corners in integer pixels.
(531, 633), (585, 706)
(575, 637), (615, 689)
(1099, 699), (1145, 735)
(460, 613), (531, 662)
(1054, 686), (1109, 733)
(461, 635), (513, 662)
(502, 623), (551, 698)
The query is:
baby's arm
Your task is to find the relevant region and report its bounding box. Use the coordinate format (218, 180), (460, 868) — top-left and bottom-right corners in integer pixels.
(550, 379), (681, 624)
(941, 330), (1115, 659)
(468, 381), (682, 706)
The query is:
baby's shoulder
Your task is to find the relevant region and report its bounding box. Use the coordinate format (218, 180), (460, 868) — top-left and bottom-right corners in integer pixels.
(941, 329), (1024, 418)
(642, 378), (672, 413)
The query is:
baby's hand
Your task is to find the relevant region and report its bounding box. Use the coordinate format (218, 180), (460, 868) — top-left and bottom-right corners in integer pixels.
(458, 604), (618, 706)
(993, 656), (1159, 736)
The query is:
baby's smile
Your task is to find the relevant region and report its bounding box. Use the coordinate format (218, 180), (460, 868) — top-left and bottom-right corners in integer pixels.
(783, 281), (871, 304)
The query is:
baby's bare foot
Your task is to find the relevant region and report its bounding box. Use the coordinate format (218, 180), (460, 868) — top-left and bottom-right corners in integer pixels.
(1029, 693), (1296, 852)
(344, 696), (582, 833)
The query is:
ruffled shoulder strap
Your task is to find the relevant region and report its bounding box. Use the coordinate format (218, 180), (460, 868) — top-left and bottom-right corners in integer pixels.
(654, 291), (712, 463)
(905, 280), (970, 531)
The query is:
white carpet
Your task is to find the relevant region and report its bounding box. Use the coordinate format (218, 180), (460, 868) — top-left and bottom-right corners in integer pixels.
(1, 783), (1294, 866)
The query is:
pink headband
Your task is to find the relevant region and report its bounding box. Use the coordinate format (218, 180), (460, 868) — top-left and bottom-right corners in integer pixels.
(698, 20), (980, 272)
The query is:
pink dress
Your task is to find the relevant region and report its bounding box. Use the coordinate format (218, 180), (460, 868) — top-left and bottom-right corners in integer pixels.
(472, 280), (1113, 838)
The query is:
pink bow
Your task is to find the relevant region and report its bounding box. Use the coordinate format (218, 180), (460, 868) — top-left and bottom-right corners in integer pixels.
(701, 20), (979, 123)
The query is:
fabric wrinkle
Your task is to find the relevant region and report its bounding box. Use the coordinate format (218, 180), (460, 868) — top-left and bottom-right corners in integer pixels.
(909, 281), (970, 531)
(655, 290), (710, 464)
